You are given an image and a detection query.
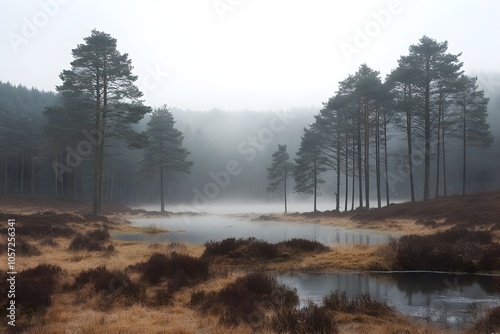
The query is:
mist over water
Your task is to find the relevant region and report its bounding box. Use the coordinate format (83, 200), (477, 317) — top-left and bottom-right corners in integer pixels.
(133, 197), (406, 215)
(113, 215), (395, 245)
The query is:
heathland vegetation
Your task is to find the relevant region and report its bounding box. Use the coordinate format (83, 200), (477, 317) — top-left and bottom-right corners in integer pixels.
(1, 194), (499, 333)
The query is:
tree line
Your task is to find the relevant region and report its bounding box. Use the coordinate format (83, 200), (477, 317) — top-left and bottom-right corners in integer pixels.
(1, 30), (192, 216)
(0, 32), (496, 215)
(267, 36), (493, 212)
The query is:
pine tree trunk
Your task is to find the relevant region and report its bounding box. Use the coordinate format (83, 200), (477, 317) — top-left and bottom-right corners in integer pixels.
(284, 172), (287, 213)
(160, 166), (165, 213)
(423, 60), (431, 202)
(383, 112), (390, 206)
(442, 123), (448, 197)
(31, 156), (35, 195)
(351, 138), (355, 211)
(336, 132), (341, 211)
(20, 151), (24, 195)
(435, 93), (442, 198)
(406, 86), (415, 202)
(357, 117), (363, 208)
(375, 109), (381, 208)
(313, 158), (317, 212)
(364, 102), (370, 209)
(462, 111), (467, 196)
(55, 151), (58, 196)
(344, 133), (348, 212)
(94, 141), (104, 215)
(93, 69), (107, 216)
(110, 166), (114, 202)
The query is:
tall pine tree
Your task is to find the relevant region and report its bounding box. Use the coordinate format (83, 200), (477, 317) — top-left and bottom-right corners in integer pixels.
(139, 105), (192, 213)
(455, 75), (493, 195)
(267, 144), (293, 213)
(56, 30), (150, 215)
(294, 126), (328, 212)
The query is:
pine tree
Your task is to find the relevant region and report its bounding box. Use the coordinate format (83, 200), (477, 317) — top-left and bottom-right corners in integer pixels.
(293, 126), (328, 212)
(397, 36), (463, 201)
(267, 144), (293, 213)
(56, 30), (150, 215)
(139, 105), (192, 212)
(455, 75), (493, 195)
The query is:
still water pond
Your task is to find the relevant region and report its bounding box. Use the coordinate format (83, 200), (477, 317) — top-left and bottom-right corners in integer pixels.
(276, 272), (500, 325)
(112, 215), (394, 245)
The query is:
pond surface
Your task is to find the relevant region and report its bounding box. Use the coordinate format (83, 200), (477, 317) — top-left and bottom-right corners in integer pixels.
(276, 272), (500, 325)
(112, 215), (394, 245)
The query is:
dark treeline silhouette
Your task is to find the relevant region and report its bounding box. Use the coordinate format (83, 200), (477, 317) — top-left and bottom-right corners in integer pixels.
(1, 33), (500, 213)
(290, 36), (496, 211)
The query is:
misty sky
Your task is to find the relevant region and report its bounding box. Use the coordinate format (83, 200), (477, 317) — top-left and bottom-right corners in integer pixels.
(2, 0), (499, 111)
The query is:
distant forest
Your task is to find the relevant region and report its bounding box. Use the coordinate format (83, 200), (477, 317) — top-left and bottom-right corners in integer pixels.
(1, 33), (500, 213)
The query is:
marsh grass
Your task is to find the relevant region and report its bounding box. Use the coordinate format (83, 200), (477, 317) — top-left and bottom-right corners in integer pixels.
(202, 237), (329, 261)
(396, 228), (500, 272)
(470, 305), (500, 333)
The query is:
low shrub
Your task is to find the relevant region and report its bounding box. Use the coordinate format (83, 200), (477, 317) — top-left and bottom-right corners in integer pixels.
(86, 227), (110, 241)
(395, 228), (498, 272)
(16, 264), (62, 313)
(73, 265), (144, 306)
(470, 305), (500, 333)
(39, 238), (59, 247)
(73, 265), (109, 290)
(68, 234), (106, 251)
(141, 252), (209, 291)
(17, 239), (42, 256)
(190, 272), (299, 326)
(271, 302), (337, 334)
(278, 238), (329, 253)
(202, 237), (329, 260)
(203, 237), (251, 257)
(322, 291), (394, 318)
(0, 211), (81, 238)
(244, 240), (279, 259)
(299, 302), (337, 334)
(477, 244), (500, 272)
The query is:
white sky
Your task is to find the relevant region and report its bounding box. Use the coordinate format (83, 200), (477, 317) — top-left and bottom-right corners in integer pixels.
(1, 0), (499, 111)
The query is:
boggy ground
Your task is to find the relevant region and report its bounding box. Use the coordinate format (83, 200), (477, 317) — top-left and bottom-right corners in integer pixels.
(256, 190), (500, 238)
(0, 194), (499, 333)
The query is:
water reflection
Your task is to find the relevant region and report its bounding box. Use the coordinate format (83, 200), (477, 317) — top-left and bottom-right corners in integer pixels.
(112, 215), (394, 245)
(276, 272), (500, 325)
